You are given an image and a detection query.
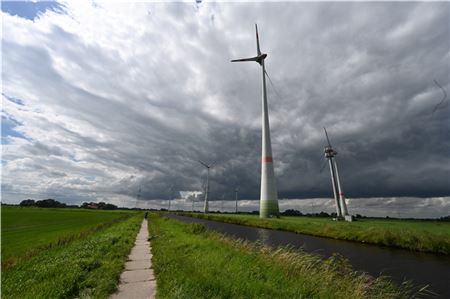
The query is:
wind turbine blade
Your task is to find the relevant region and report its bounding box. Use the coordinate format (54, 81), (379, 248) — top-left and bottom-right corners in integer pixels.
(324, 127), (332, 147)
(231, 57), (258, 62)
(209, 161), (217, 168)
(255, 24), (261, 55)
(198, 160), (208, 168)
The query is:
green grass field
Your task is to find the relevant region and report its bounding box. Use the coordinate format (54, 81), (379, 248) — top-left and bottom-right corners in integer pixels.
(179, 213), (450, 254)
(1, 206), (136, 268)
(1, 207), (142, 298)
(149, 213), (411, 298)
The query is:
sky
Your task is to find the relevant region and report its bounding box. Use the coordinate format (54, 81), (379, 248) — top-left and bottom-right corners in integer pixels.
(1, 1), (449, 217)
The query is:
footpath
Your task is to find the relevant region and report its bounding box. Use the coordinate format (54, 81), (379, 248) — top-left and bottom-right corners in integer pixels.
(110, 218), (156, 299)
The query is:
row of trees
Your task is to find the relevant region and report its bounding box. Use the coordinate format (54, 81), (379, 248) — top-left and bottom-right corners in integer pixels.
(15, 201), (450, 221)
(19, 199), (67, 208)
(19, 199), (117, 210)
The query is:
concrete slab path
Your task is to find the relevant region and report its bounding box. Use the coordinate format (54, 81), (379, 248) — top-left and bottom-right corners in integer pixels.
(110, 219), (156, 299)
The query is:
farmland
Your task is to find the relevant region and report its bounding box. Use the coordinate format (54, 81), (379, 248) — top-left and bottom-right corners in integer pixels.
(1, 206), (137, 267)
(149, 213), (411, 298)
(178, 213), (450, 254)
(1, 207), (142, 298)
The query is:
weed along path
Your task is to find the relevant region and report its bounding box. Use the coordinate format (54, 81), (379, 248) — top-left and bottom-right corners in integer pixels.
(111, 219), (156, 299)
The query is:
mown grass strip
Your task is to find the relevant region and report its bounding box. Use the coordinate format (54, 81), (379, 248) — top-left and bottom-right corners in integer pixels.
(1, 213), (142, 299)
(177, 212), (450, 255)
(149, 213), (412, 299)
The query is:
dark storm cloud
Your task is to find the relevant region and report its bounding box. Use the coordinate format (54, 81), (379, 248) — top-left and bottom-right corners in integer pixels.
(1, 2), (449, 214)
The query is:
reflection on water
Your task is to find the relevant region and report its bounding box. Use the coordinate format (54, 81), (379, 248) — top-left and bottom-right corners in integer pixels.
(168, 214), (450, 299)
(256, 228), (270, 244)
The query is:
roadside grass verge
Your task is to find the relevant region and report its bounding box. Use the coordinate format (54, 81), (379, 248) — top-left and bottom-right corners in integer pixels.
(177, 212), (450, 254)
(1, 207), (137, 269)
(1, 213), (142, 299)
(149, 213), (411, 299)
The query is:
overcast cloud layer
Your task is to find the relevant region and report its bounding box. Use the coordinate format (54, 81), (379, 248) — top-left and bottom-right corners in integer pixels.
(1, 2), (449, 215)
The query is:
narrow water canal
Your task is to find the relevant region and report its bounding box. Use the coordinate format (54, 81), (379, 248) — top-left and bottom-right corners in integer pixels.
(168, 214), (450, 298)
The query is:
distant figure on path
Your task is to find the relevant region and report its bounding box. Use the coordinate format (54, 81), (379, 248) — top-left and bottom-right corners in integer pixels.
(144, 212), (148, 219)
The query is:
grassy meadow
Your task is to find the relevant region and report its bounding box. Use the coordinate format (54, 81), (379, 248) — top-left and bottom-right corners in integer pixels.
(149, 213), (412, 299)
(1, 207), (142, 298)
(179, 213), (450, 254)
(1, 206), (135, 268)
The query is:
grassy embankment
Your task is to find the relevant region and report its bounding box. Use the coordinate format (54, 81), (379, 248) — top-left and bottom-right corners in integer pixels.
(1, 207), (142, 298)
(178, 212), (450, 254)
(149, 213), (412, 298)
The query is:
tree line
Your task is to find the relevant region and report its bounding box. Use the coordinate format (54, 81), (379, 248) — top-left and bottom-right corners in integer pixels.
(18, 199), (118, 210)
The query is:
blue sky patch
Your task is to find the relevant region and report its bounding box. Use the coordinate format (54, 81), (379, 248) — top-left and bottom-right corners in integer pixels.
(1, 114), (28, 144)
(1, 1), (64, 21)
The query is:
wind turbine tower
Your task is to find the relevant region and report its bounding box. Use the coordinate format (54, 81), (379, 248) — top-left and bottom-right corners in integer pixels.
(168, 186), (174, 211)
(234, 187), (239, 213)
(135, 186), (141, 209)
(231, 24), (280, 218)
(198, 160), (215, 213)
(323, 128), (351, 221)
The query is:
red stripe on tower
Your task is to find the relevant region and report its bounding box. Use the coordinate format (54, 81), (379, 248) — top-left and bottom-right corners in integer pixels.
(262, 156), (273, 163)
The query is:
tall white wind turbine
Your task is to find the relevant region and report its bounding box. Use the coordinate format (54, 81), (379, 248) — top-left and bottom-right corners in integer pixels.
(231, 24), (279, 218)
(198, 160), (215, 213)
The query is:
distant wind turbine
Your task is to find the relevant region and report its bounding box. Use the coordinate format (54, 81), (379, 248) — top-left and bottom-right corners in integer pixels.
(231, 24), (280, 218)
(135, 186), (141, 209)
(192, 192), (196, 212)
(234, 187), (239, 213)
(168, 185), (174, 211)
(198, 160), (215, 213)
(323, 128), (350, 221)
